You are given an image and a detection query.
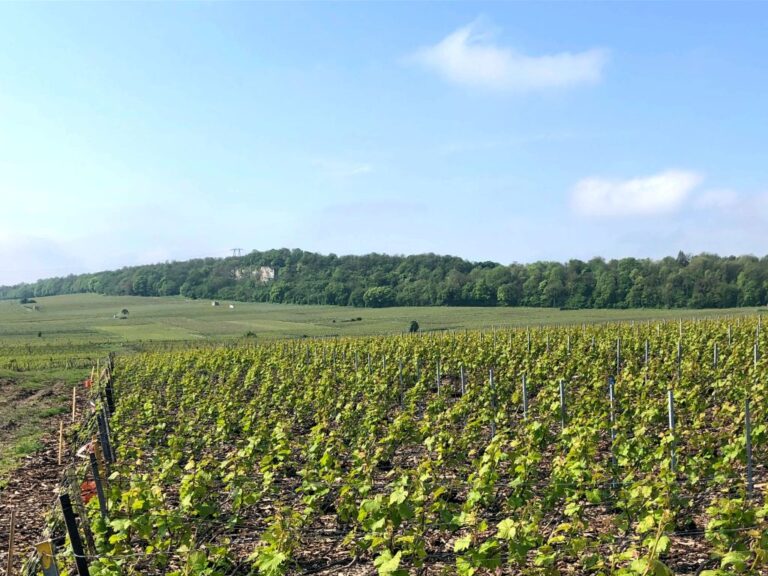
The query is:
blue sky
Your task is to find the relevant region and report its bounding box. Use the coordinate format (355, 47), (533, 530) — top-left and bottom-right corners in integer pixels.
(1, 2), (767, 284)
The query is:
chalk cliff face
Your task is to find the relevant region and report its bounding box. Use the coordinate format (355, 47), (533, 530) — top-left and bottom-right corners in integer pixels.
(233, 266), (276, 283)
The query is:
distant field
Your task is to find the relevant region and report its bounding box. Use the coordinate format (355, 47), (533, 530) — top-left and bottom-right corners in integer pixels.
(0, 294), (762, 347)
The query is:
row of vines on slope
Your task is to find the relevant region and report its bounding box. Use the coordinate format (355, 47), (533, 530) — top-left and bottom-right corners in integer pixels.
(70, 317), (767, 575)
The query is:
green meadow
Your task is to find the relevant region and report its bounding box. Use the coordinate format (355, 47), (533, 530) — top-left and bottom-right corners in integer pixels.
(1, 293), (761, 346)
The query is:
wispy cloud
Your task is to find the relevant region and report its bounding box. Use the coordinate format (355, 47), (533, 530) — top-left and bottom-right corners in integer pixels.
(439, 132), (584, 155)
(571, 170), (703, 217)
(694, 188), (739, 209)
(312, 158), (373, 178)
(411, 19), (608, 92)
(321, 199), (425, 218)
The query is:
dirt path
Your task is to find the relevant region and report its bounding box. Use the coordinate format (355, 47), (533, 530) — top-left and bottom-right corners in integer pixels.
(0, 378), (86, 572)
(0, 427), (64, 570)
(0, 378), (68, 468)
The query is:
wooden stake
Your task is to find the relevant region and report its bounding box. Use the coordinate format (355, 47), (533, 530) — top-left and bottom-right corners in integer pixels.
(668, 390), (677, 473)
(71, 386), (77, 423)
(522, 374), (528, 419)
(6, 509), (15, 576)
(559, 379), (567, 429)
(608, 376), (617, 467)
(489, 369), (496, 439)
(58, 420), (64, 466)
(526, 327), (531, 354)
(746, 397), (754, 497)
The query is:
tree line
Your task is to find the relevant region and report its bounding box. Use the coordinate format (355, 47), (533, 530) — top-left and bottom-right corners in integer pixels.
(1, 249), (767, 309)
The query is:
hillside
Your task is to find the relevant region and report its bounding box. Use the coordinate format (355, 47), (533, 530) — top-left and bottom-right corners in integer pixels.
(2, 248), (767, 309)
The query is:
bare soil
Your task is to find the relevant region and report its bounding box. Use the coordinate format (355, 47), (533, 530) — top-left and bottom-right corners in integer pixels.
(0, 377), (82, 571)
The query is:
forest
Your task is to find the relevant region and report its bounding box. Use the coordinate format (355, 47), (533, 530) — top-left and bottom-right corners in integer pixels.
(1, 249), (767, 309)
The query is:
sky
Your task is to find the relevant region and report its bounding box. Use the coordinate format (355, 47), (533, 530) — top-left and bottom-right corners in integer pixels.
(1, 2), (767, 285)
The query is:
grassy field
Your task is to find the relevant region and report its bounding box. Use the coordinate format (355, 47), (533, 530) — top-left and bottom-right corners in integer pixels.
(0, 368), (72, 485)
(0, 293), (763, 482)
(1, 293), (762, 345)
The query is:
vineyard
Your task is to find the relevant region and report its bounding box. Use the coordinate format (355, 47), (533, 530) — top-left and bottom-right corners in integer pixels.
(51, 317), (768, 575)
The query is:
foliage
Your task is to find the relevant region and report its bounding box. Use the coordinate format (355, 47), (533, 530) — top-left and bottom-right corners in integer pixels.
(2, 248), (768, 309)
(78, 316), (768, 574)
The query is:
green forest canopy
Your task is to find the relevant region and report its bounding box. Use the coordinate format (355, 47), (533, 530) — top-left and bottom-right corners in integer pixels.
(2, 249), (767, 309)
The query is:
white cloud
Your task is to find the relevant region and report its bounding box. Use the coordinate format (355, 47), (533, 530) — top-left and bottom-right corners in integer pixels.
(411, 20), (608, 91)
(572, 170), (703, 217)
